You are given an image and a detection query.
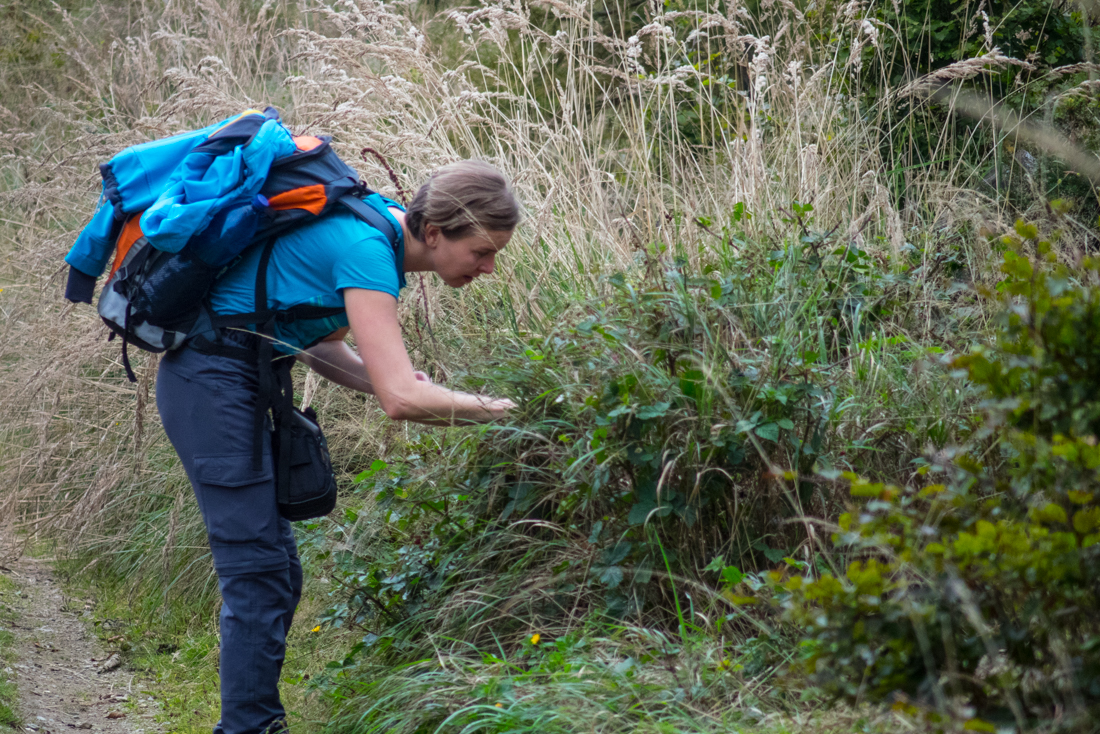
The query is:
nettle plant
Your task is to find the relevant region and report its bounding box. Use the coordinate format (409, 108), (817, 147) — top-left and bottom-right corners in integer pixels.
(768, 217), (1100, 731)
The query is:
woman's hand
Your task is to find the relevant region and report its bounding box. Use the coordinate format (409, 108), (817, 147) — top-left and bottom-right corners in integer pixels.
(484, 397), (516, 420)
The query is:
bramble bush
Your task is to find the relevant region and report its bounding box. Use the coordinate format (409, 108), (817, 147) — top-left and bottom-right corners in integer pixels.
(769, 214), (1100, 731)
(304, 209), (976, 660)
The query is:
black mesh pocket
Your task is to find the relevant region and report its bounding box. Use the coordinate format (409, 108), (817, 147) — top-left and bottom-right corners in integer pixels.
(130, 248), (219, 329)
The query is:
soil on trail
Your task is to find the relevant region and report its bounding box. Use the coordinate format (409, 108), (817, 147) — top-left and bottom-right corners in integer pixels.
(0, 530), (165, 734)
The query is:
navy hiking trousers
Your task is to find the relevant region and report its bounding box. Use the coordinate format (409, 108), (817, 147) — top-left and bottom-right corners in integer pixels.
(156, 338), (301, 734)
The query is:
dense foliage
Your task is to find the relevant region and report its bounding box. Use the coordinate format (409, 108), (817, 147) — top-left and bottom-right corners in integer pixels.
(770, 215), (1100, 731)
(868, 0), (1086, 84)
(306, 208), (976, 663)
(3, 0), (1100, 732)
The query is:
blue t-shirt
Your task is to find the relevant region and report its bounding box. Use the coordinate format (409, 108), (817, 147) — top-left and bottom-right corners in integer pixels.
(208, 194), (406, 353)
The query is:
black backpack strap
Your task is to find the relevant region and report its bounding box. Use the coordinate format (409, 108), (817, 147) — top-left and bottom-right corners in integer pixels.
(239, 237), (343, 489)
(338, 194), (399, 251)
(213, 304), (344, 327)
(252, 237), (279, 472)
(201, 194), (398, 478)
(274, 362), (295, 508)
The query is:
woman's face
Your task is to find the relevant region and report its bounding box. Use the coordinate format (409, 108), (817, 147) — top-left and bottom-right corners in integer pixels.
(426, 225), (513, 288)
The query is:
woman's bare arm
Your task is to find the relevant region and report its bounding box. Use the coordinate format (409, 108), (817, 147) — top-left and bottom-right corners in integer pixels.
(297, 332), (376, 393)
(338, 288), (513, 424)
(299, 329), (433, 395)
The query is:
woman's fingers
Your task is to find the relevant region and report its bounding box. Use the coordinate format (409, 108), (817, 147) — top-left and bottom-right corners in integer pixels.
(486, 398), (516, 419)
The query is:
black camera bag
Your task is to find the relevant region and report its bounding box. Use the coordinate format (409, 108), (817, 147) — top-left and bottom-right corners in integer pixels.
(273, 405), (338, 521)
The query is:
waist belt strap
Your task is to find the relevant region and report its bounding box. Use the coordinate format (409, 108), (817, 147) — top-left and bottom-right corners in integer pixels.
(274, 363), (295, 506)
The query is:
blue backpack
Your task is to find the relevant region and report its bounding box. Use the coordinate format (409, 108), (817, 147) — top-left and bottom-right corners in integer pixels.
(64, 107), (398, 381)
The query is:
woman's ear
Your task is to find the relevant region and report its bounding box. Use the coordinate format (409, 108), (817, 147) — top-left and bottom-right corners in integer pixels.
(422, 223), (442, 249)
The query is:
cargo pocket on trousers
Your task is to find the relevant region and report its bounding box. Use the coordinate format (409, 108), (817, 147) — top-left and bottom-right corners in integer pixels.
(193, 454), (286, 575)
(194, 454), (273, 488)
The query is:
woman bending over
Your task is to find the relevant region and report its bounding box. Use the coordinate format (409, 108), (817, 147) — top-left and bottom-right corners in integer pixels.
(155, 160), (520, 734)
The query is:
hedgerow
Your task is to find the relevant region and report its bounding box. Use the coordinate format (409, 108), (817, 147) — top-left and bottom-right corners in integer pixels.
(307, 207), (977, 661)
(766, 214), (1100, 731)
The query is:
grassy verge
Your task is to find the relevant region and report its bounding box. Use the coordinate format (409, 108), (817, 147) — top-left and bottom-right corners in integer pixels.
(0, 574), (19, 728)
(54, 544), (364, 733)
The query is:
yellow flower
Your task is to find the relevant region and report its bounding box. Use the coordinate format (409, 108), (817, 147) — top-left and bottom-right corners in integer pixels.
(530, 633), (540, 645)
(494, 703), (503, 708)
(311, 625), (321, 632)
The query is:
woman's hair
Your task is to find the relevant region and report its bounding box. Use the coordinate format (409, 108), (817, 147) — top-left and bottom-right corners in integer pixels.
(405, 160), (521, 241)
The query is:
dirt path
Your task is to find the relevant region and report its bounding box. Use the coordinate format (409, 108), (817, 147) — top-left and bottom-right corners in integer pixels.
(0, 530), (164, 734)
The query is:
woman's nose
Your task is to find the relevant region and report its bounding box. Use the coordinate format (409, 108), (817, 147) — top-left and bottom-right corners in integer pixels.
(480, 254), (496, 274)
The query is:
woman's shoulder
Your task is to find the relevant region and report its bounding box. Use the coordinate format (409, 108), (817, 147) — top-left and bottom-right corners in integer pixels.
(280, 208), (394, 253)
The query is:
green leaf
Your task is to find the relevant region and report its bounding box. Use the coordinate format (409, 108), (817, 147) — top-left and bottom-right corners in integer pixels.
(1014, 219), (1039, 241)
(604, 541), (632, 566)
(1039, 503), (1068, 524)
(636, 402), (671, 420)
(755, 422), (780, 442)
(680, 369), (706, 401)
(355, 459), (388, 483)
(599, 565), (624, 588)
(754, 541), (787, 563)
(628, 501), (656, 525)
(778, 418), (795, 430)
(721, 566), (744, 586)
(588, 520), (603, 544)
(1073, 507), (1100, 534)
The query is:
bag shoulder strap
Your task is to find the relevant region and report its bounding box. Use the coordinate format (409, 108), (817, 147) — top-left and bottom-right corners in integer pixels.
(338, 193), (399, 251)
(206, 191), (404, 474)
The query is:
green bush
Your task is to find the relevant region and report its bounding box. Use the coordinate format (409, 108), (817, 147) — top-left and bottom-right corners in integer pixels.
(774, 217), (1100, 730)
(305, 212), (975, 660)
(868, 0), (1085, 87)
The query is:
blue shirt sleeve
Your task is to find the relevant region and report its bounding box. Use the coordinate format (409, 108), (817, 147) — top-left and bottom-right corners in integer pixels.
(333, 193), (407, 295)
(332, 229), (401, 298)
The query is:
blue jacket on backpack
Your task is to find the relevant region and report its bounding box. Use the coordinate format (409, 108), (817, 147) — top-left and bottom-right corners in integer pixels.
(65, 110), (295, 278)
